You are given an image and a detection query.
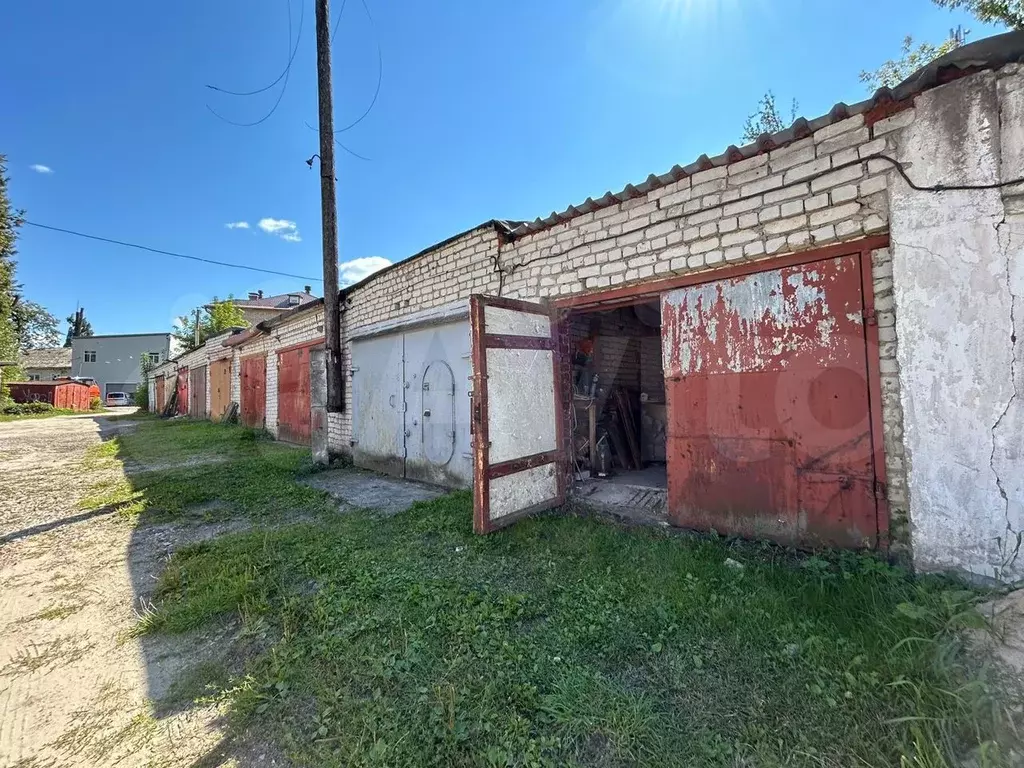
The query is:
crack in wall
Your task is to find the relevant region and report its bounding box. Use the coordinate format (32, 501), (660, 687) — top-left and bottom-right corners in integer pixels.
(990, 218), (1020, 560)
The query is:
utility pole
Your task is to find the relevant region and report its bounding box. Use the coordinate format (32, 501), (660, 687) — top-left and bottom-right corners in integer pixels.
(314, 0), (343, 414)
(194, 307), (201, 349)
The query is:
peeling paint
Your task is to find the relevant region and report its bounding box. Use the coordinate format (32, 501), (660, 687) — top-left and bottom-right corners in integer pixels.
(663, 257), (860, 377)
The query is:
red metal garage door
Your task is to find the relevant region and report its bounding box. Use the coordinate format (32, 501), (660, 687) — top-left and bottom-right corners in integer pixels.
(240, 355), (266, 430)
(661, 254), (881, 549)
(190, 365), (208, 419)
(277, 344), (317, 445)
(176, 368), (189, 415)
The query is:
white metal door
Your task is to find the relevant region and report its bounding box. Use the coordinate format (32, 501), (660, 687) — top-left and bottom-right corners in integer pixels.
(470, 295), (566, 534)
(351, 334), (406, 476)
(402, 321), (473, 487)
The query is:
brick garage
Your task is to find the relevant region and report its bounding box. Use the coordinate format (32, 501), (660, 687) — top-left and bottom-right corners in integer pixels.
(146, 35), (1024, 581)
(329, 42), (1024, 580)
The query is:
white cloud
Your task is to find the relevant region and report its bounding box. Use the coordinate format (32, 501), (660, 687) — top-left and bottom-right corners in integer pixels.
(339, 256), (391, 286)
(258, 217), (302, 243)
(258, 218), (297, 234)
(225, 221), (250, 229)
(30, 164), (53, 174)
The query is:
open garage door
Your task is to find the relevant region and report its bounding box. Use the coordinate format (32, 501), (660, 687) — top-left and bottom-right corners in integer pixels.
(470, 295), (565, 533)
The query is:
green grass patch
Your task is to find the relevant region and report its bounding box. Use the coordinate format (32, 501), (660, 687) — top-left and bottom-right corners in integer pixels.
(138, 490), (1012, 767)
(0, 407), (78, 422)
(77, 418), (334, 522)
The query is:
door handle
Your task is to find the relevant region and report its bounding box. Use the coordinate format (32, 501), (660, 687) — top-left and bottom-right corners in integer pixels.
(423, 409), (431, 417)
(389, 394), (396, 408)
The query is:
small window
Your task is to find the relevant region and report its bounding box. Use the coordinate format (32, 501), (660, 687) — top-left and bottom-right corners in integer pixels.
(28, 374), (40, 381)
(288, 294), (301, 306)
(146, 352), (161, 364)
(84, 350), (97, 363)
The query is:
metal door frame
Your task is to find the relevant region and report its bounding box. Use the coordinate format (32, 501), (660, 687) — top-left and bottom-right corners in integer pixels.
(470, 295), (568, 534)
(551, 235), (890, 549)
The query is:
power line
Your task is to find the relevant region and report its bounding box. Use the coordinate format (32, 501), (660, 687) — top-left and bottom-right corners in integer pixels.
(23, 221), (323, 283)
(331, 0), (349, 42)
(206, 0), (303, 126)
(311, 0), (382, 136)
(303, 121), (372, 160)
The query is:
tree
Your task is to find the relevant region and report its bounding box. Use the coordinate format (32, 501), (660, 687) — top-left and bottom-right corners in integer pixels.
(741, 91), (799, 144)
(933, 0), (1024, 28)
(13, 300), (60, 349)
(64, 310), (95, 347)
(860, 29), (967, 91)
(173, 296), (249, 352)
(0, 156), (23, 371)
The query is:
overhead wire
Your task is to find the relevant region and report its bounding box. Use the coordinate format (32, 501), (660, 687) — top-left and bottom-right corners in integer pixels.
(306, 0), (381, 155)
(23, 221), (323, 283)
(205, 0), (303, 127)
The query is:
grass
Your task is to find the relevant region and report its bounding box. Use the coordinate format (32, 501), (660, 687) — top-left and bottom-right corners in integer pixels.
(105, 419), (1016, 767)
(0, 407), (79, 422)
(79, 418), (335, 522)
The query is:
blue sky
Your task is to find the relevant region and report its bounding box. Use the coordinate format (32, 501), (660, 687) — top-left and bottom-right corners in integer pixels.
(3, 0), (998, 336)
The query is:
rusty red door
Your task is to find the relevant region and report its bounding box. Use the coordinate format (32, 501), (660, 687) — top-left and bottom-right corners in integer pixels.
(176, 368), (189, 415)
(240, 355), (266, 430)
(661, 254), (880, 549)
(190, 365), (208, 419)
(277, 346), (313, 445)
(155, 376), (165, 412)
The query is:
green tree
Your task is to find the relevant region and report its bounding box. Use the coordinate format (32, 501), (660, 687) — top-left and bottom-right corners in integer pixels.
(860, 29), (967, 91)
(741, 91), (799, 143)
(173, 296), (248, 351)
(13, 300), (60, 349)
(64, 310), (95, 347)
(933, 0), (1024, 28)
(0, 156), (24, 370)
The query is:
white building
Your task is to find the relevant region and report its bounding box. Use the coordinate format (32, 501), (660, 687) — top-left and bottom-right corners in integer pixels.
(72, 333), (181, 397)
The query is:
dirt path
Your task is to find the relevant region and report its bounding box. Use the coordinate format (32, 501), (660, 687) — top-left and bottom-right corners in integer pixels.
(0, 414), (244, 768)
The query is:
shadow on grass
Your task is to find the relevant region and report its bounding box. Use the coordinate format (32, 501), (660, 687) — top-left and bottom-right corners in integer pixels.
(81, 415), (1020, 768)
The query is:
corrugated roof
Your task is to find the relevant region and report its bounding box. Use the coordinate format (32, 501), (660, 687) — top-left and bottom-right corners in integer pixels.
(20, 347), (72, 369)
(505, 30), (1024, 239)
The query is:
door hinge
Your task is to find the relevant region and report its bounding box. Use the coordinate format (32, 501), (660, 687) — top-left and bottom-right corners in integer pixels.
(863, 308), (878, 326)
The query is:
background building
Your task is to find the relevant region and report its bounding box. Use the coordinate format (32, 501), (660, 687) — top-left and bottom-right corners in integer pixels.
(20, 347), (72, 380)
(212, 287), (318, 326)
(72, 333), (180, 397)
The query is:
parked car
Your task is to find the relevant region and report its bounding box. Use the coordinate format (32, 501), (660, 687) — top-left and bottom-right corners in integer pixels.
(105, 392), (131, 407)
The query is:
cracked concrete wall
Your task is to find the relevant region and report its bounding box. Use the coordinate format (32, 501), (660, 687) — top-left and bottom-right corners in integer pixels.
(888, 65), (1024, 582)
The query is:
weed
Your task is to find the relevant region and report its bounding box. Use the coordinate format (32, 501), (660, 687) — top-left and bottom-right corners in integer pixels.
(115, 418), (1016, 766)
(136, 492), (1013, 767)
(16, 602), (85, 623)
(2, 635), (95, 676)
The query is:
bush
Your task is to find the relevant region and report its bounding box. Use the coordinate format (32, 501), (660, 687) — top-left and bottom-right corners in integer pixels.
(90, 396), (102, 411)
(1, 400), (54, 415)
(133, 387), (149, 410)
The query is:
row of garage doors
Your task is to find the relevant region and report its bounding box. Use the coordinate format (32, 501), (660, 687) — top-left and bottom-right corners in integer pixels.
(153, 343), (324, 449)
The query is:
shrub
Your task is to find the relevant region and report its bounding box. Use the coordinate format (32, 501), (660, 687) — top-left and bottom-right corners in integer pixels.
(89, 396), (102, 411)
(133, 387), (149, 410)
(1, 400), (54, 415)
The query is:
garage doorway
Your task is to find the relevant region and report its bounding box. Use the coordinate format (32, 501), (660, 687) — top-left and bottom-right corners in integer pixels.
(564, 300), (668, 524)
(551, 238), (889, 550)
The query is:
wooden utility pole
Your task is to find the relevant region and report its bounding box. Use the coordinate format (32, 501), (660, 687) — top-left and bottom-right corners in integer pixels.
(314, 0), (343, 413)
(194, 307), (201, 348)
